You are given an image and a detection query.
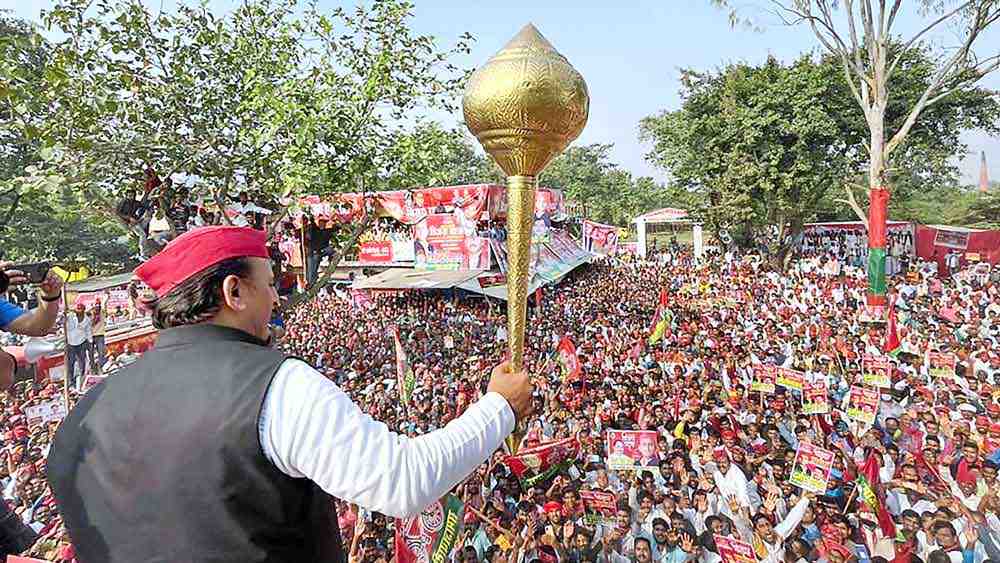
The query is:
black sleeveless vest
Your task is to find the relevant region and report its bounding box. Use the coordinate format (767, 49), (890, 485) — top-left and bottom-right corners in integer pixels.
(47, 324), (344, 563)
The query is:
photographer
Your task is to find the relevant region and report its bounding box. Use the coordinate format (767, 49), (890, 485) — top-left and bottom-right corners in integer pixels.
(0, 262), (62, 557)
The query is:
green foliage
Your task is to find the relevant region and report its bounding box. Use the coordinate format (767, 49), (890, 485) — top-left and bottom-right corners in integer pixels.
(640, 56), (857, 250)
(963, 189), (1000, 228)
(539, 143), (679, 226)
(6, 0), (470, 209)
(381, 122), (503, 189)
(640, 49), (1000, 249)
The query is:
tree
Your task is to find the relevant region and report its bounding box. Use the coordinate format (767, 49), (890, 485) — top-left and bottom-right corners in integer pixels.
(381, 122), (503, 189)
(641, 48), (998, 266)
(641, 56), (860, 265)
(711, 0), (1000, 305)
(2, 0), (471, 285)
(540, 143), (677, 226)
(964, 189), (1000, 227)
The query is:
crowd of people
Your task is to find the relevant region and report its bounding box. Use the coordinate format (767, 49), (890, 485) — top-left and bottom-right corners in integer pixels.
(2, 237), (1000, 562)
(276, 246), (1000, 563)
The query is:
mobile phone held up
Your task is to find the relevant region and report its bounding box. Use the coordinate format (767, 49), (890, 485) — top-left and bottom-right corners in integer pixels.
(17, 262), (51, 284)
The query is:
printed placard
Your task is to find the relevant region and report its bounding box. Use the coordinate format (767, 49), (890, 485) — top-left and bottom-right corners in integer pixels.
(776, 368), (805, 392)
(751, 365), (776, 394)
(928, 352), (956, 379)
(24, 399), (67, 425)
(847, 386), (879, 425)
(802, 380), (829, 415)
(606, 430), (660, 471)
(715, 535), (758, 563)
(789, 442), (836, 493)
(862, 355), (892, 388)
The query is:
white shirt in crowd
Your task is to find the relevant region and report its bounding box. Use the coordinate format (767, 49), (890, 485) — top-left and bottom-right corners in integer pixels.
(258, 358), (514, 517)
(66, 314), (92, 347)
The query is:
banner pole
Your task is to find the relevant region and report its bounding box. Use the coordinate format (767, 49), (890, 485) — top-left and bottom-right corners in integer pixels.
(62, 284), (70, 411)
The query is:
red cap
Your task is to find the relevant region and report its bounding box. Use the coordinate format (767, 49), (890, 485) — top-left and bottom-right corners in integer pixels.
(713, 448), (730, 462)
(135, 226), (269, 298)
(721, 429), (737, 441)
(543, 501), (563, 514)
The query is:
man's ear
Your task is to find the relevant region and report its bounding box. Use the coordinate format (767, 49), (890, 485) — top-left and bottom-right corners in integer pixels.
(220, 275), (243, 311)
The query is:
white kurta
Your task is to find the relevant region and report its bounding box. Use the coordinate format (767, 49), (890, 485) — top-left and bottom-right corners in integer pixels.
(258, 359), (515, 518)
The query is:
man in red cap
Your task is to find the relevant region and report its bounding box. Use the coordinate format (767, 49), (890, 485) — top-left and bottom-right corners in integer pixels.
(47, 226), (534, 563)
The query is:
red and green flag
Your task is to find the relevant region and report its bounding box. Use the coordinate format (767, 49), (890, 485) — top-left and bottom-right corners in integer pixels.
(856, 451), (899, 540)
(503, 437), (580, 488)
(392, 325), (416, 406)
(648, 288), (670, 346)
(395, 494), (465, 563)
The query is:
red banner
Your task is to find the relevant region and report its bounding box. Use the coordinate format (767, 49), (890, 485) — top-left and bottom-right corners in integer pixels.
(395, 495), (465, 563)
(557, 335), (581, 384)
(380, 185), (489, 225)
(715, 535), (758, 563)
(359, 240), (394, 264)
(582, 220), (620, 255)
(487, 186), (565, 219)
(414, 213), (489, 270)
(580, 490), (617, 525)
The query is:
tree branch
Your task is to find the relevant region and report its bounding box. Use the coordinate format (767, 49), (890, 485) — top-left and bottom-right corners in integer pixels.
(835, 183), (869, 229)
(886, 1), (972, 80)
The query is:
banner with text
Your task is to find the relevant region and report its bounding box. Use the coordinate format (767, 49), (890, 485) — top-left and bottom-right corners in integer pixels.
(862, 355), (892, 388)
(847, 386), (879, 425)
(413, 213), (490, 271)
(395, 494), (465, 563)
(715, 535), (758, 563)
(606, 429), (660, 471)
(802, 380), (829, 415)
(751, 365), (776, 394)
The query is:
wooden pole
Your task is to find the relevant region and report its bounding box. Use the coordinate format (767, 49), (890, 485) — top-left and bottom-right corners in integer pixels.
(62, 283), (70, 410)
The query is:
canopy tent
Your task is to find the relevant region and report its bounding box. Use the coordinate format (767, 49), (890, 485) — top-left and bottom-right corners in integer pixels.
(67, 272), (134, 293)
(352, 269), (485, 290)
(632, 208), (698, 259)
(916, 224), (1000, 265)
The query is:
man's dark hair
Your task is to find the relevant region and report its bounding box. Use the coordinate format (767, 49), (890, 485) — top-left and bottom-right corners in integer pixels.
(150, 258), (251, 329)
(634, 536), (652, 551)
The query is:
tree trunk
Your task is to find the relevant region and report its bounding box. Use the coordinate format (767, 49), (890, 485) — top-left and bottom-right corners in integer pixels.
(867, 111), (890, 308)
(282, 212), (374, 312)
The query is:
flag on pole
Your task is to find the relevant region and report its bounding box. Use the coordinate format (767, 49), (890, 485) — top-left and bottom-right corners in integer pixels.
(392, 325), (415, 406)
(883, 299), (900, 356)
(648, 289), (670, 345)
(856, 450), (898, 540)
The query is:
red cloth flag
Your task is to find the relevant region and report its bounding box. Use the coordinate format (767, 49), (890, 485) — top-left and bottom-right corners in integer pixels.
(557, 335), (581, 384)
(883, 300), (900, 356)
(856, 451), (897, 539)
(648, 289), (670, 345)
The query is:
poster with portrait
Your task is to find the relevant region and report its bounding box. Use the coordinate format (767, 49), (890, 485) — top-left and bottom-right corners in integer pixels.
(789, 442), (836, 493)
(802, 380), (829, 415)
(413, 213), (490, 270)
(751, 365), (776, 394)
(847, 386), (879, 425)
(928, 352), (956, 379)
(862, 354), (892, 388)
(606, 429), (659, 471)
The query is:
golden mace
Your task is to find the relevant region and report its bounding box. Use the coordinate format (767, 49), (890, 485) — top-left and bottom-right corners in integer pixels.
(463, 24), (589, 452)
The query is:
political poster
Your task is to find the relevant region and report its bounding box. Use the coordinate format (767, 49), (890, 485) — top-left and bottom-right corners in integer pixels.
(395, 494), (465, 563)
(714, 535), (758, 563)
(751, 365), (776, 394)
(503, 437), (580, 488)
(928, 352), (956, 379)
(802, 380), (829, 415)
(580, 490), (617, 526)
(847, 386), (879, 425)
(789, 442), (836, 493)
(776, 368), (805, 392)
(606, 429), (659, 471)
(582, 220), (620, 255)
(413, 213), (490, 271)
(862, 355), (892, 388)
(25, 399), (67, 425)
(359, 240), (394, 264)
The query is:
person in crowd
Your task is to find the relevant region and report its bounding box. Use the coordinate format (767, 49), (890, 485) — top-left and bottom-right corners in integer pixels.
(88, 302), (107, 375)
(64, 302), (91, 389)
